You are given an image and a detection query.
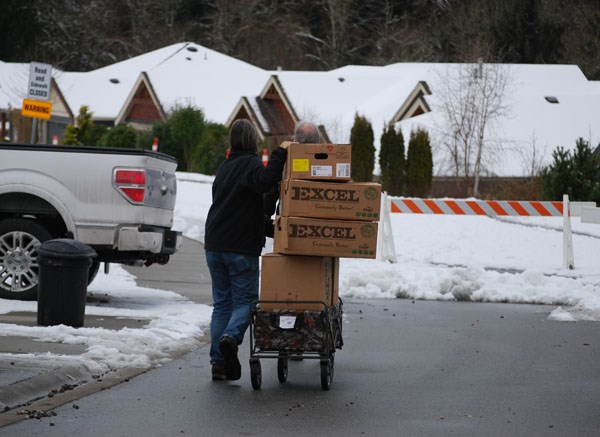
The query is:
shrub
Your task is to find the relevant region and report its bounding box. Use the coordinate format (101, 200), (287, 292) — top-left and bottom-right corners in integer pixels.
(379, 123), (405, 195)
(350, 113), (375, 182)
(63, 105), (106, 146)
(99, 124), (137, 149)
(406, 129), (433, 197)
(541, 138), (600, 202)
(193, 122), (229, 175)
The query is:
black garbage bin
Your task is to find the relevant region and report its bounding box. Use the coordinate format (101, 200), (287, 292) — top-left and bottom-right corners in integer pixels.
(37, 239), (97, 328)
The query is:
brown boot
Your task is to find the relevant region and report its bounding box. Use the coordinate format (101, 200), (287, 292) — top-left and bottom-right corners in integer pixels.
(211, 363), (226, 381)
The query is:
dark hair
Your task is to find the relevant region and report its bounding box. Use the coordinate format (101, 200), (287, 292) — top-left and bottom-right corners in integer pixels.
(230, 119), (258, 154)
(293, 121), (321, 144)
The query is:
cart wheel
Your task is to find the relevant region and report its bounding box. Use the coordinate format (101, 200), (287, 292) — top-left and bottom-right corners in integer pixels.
(320, 355), (334, 390)
(277, 355), (288, 383)
(250, 359), (262, 390)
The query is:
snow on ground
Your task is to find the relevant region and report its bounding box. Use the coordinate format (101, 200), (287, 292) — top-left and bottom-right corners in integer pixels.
(1, 171), (599, 373)
(0, 265), (212, 373)
(173, 172), (600, 322)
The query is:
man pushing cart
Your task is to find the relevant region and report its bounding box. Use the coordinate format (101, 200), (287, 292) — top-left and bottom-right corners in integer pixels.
(253, 139), (381, 390)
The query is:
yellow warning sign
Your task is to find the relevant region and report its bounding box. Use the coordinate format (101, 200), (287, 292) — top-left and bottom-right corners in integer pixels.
(21, 98), (52, 120)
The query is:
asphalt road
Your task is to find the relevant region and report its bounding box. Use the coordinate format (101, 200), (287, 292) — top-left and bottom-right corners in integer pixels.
(2, 237), (599, 436)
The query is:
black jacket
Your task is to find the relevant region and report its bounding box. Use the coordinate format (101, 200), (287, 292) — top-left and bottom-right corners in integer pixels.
(205, 147), (287, 256)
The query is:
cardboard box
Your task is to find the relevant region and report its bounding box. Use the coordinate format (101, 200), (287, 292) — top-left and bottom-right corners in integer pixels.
(283, 142), (352, 181)
(274, 216), (378, 259)
(260, 253), (337, 310)
(279, 179), (382, 221)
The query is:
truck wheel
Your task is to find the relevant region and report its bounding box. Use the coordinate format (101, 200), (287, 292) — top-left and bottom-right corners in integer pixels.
(0, 218), (52, 300)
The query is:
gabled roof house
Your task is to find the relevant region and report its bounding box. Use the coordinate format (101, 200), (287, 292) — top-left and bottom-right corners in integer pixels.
(0, 61), (73, 143)
(226, 74), (330, 148)
(3, 42), (599, 181)
(231, 62), (600, 177)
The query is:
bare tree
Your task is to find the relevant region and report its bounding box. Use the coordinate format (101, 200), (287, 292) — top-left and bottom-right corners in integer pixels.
(294, 0), (357, 69)
(435, 59), (511, 196)
(471, 60), (511, 195)
(519, 133), (547, 178)
(32, 0), (197, 71)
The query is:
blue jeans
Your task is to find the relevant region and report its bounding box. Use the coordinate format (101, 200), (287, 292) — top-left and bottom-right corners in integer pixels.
(205, 250), (259, 365)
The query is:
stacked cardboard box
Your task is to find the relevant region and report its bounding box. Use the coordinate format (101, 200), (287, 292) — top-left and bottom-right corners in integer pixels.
(260, 142), (382, 311)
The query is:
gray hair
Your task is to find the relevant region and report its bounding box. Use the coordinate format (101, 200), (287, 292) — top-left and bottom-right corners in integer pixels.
(293, 121), (321, 144)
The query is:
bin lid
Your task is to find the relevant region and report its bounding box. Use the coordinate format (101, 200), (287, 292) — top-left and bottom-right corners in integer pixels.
(37, 239), (97, 259)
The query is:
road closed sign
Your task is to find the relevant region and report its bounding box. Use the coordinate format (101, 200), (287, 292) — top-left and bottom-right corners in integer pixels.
(22, 62), (53, 120)
(22, 98), (53, 120)
(27, 62), (52, 101)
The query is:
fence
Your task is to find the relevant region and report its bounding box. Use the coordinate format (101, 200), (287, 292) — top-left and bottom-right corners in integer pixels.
(378, 193), (597, 269)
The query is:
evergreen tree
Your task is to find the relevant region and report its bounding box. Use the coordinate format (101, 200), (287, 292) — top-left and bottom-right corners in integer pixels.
(350, 113), (375, 182)
(150, 122), (174, 160)
(570, 138), (600, 202)
(193, 122), (229, 175)
(406, 129), (433, 197)
(541, 139), (600, 203)
(98, 124), (137, 149)
(62, 105), (106, 146)
(379, 123), (405, 196)
(152, 104), (206, 172)
(541, 146), (572, 201)
(136, 129), (156, 151)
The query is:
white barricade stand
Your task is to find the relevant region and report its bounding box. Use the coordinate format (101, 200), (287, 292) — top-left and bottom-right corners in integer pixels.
(563, 195), (575, 270)
(377, 192), (397, 263)
(387, 195), (594, 270)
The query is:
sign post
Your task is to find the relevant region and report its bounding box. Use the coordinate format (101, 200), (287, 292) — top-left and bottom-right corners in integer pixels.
(22, 62), (53, 144)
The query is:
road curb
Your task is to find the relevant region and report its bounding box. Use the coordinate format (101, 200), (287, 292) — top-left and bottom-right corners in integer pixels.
(0, 365), (89, 426)
(0, 366), (146, 427)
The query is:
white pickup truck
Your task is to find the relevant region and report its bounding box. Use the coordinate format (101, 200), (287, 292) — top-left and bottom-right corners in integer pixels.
(0, 144), (182, 300)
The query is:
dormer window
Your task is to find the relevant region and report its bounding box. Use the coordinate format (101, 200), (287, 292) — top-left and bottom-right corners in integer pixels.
(545, 96), (559, 104)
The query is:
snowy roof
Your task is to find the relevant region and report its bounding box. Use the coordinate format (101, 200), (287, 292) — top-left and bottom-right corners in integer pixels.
(3, 44), (599, 177)
(145, 43), (269, 123)
(55, 43), (199, 121)
(0, 61), (37, 109)
(398, 64), (600, 176)
(0, 61), (72, 119)
(258, 62), (599, 176)
(53, 42), (268, 122)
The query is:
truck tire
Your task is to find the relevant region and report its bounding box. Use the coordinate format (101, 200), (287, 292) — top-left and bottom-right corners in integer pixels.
(0, 218), (52, 300)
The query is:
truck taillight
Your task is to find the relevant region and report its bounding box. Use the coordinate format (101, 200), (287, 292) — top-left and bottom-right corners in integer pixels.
(114, 169), (146, 204)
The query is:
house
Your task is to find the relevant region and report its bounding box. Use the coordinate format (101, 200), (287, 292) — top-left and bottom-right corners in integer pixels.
(4, 43), (599, 198)
(230, 62), (600, 179)
(226, 74), (330, 149)
(57, 41), (270, 136)
(54, 43), (192, 130)
(114, 42), (269, 130)
(0, 61), (73, 144)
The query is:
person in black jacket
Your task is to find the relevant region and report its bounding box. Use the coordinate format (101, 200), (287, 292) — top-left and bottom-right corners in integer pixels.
(205, 119), (289, 381)
(264, 120), (322, 238)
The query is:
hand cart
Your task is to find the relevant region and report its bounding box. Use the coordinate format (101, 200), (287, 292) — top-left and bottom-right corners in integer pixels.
(248, 299), (343, 390)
